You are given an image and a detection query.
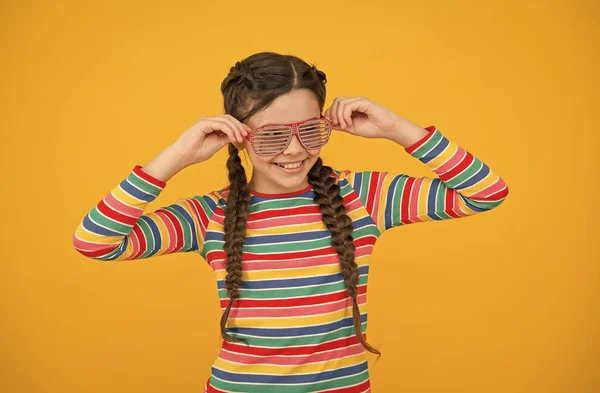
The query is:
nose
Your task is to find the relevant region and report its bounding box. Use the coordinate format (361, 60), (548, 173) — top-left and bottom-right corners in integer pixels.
(283, 132), (304, 155)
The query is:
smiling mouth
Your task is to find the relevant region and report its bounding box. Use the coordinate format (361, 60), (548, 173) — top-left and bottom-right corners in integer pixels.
(272, 158), (307, 169)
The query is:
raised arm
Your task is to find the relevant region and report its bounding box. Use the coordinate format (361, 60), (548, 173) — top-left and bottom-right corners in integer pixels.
(344, 125), (509, 234)
(72, 165), (221, 261)
(72, 113), (250, 261)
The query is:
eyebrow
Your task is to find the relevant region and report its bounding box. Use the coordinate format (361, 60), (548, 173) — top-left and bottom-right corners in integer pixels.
(257, 116), (320, 128)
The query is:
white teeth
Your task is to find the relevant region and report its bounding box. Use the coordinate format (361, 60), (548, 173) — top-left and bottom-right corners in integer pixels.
(275, 160), (304, 169)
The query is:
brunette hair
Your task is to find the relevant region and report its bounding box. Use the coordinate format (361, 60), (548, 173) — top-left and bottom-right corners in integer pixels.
(219, 52), (380, 356)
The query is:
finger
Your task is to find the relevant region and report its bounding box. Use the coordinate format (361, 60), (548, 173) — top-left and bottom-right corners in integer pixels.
(330, 97), (342, 126)
(336, 98), (348, 128)
(204, 119), (238, 145)
(221, 115), (246, 143)
(342, 97), (362, 128)
(225, 114), (252, 138)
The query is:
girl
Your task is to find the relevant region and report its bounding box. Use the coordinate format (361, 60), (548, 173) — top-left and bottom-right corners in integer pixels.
(73, 51), (509, 393)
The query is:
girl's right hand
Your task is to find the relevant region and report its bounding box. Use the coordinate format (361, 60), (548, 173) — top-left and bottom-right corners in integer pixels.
(172, 114), (252, 166)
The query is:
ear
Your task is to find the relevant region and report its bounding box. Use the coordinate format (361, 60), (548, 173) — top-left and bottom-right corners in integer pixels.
(232, 139), (246, 151)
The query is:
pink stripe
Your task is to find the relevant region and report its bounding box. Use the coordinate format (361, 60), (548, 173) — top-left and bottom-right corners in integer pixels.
(409, 178), (424, 223)
(211, 245), (373, 271)
(156, 211), (177, 253)
(129, 228), (140, 258)
(219, 342), (365, 366)
(72, 236), (115, 252)
(371, 173), (386, 227)
(246, 213), (321, 230)
(435, 146), (466, 175)
(105, 193), (142, 218)
(212, 198), (366, 230)
(470, 177), (507, 199)
(227, 293), (366, 318)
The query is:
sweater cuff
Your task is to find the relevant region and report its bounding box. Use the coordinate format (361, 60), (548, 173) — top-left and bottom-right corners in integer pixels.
(404, 125), (437, 154)
(133, 165), (167, 189)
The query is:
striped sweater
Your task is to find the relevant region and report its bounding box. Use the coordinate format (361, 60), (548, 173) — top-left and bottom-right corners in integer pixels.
(73, 126), (509, 392)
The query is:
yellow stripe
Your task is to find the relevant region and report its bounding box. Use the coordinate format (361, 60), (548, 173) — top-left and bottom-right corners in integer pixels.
(424, 141), (458, 171)
(215, 263), (342, 281)
(459, 170), (500, 195)
(112, 187), (147, 208)
(227, 303), (367, 328)
(213, 351), (367, 375)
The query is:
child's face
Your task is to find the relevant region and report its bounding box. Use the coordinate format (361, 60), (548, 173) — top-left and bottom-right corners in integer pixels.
(242, 88), (323, 193)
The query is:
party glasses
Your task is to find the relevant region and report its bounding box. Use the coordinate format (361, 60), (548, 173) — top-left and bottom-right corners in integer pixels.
(244, 116), (333, 156)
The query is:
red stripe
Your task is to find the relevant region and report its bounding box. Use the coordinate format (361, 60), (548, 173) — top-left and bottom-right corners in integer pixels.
(159, 209), (184, 252)
(444, 189), (461, 219)
(133, 165), (167, 188)
(400, 177), (415, 224)
(252, 204), (317, 221)
(205, 378), (370, 393)
(325, 379), (371, 393)
(74, 239), (117, 258)
(219, 285), (367, 309)
(209, 236), (374, 262)
(222, 334), (366, 356)
(189, 198), (210, 234)
(97, 199), (137, 226)
(441, 151), (473, 182)
(364, 173), (380, 218)
(405, 125), (435, 154)
(129, 224), (147, 259)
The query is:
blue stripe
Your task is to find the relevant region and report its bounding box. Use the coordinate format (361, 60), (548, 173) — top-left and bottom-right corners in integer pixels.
(226, 313), (368, 337)
(251, 189), (315, 203)
(458, 162), (490, 189)
(199, 194), (219, 214)
(139, 216), (162, 257)
(461, 195), (487, 212)
(104, 237), (128, 260)
(217, 266), (369, 290)
(169, 204), (199, 251)
(353, 171), (363, 199)
(83, 215), (122, 237)
(120, 179), (155, 202)
(418, 135), (449, 164)
(212, 361), (368, 384)
(384, 175), (401, 229)
(206, 215), (375, 243)
(426, 179), (444, 220)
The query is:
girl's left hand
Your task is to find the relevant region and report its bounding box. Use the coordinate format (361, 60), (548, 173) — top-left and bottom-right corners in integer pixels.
(323, 96), (401, 139)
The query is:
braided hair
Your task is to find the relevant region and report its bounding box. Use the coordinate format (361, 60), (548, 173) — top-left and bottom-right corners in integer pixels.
(218, 52), (380, 356)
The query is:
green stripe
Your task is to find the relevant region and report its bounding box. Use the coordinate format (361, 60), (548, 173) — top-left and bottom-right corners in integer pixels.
(234, 322), (368, 347)
(410, 128), (443, 159)
(163, 205), (195, 251)
(446, 158), (483, 189)
(434, 184), (452, 219)
(137, 218), (156, 258)
(210, 368), (369, 393)
(252, 197), (314, 212)
(391, 176), (409, 226)
(127, 172), (162, 196)
(359, 171), (371, 206)
(203, 224), (379, 255)
(217, 275), (369, 300)
(89, 207), (130, 234)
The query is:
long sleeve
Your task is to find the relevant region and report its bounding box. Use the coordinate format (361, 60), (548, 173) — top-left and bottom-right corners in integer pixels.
(72, 165), (220, 261)
(344, 126), (509, 234)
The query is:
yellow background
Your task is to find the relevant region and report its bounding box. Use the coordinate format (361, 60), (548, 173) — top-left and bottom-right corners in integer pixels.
(1, 0), (598, 392)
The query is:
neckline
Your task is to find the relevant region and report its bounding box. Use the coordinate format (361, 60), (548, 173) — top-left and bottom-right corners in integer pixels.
(250, 183), (313, 198)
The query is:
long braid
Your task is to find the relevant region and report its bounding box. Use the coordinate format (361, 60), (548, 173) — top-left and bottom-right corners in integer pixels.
(220, 52), (381, 356)
(220, 143), (251, 343)
(308, 158), (381, 356)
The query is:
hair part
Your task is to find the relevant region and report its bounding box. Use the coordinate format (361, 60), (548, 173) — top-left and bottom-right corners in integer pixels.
(219, 52), (380, 356)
